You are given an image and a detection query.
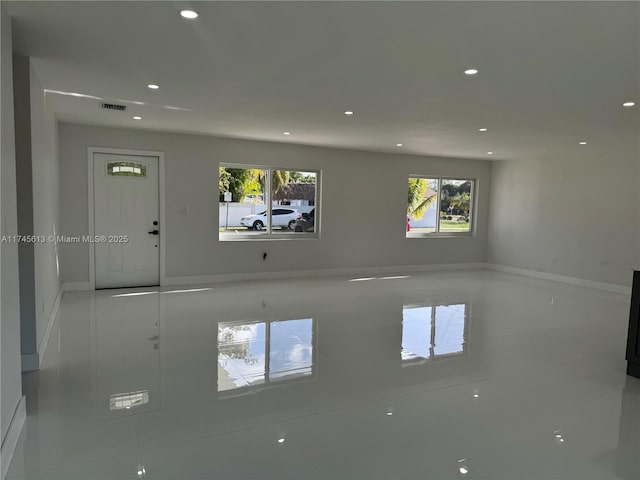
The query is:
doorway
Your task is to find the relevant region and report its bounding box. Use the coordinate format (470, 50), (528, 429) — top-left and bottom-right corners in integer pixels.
(89, 149), (164, 288)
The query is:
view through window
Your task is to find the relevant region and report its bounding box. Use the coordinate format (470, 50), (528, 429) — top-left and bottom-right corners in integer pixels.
(407, 177), (474, 235)
(219, 166), (318, 238)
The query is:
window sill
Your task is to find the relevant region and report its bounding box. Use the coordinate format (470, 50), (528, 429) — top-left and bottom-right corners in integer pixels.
(219, 233), (319, 242)
(406, 232), (474, 239)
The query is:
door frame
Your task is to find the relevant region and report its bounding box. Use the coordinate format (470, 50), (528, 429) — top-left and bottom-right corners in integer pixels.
(87, 147), (166, 289)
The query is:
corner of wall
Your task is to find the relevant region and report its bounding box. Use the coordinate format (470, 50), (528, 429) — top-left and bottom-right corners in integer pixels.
(0, 396), (26, 480)
(1, 0), (25, 464)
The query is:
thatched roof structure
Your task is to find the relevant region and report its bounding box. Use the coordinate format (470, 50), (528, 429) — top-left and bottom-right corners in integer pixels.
(273, 182), (316, 202)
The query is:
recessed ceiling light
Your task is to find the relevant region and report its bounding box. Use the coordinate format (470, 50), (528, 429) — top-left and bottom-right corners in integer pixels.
(464, 69), (479, 75)
(478, 128), (488, 132)
(283, 131), (291, 135)
(579, 141), (587, 145)
(623, 101), (636, 107)
(133, 116), (142, 120)
(179, 9), (198, 19)
(344, 111), (354, 115)
(396, 143), (403, 147)
(487, 151), (493, 155)
(147, 84), (159, 90)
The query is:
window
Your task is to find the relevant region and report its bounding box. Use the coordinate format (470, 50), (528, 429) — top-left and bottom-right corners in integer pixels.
(107, 161), (147, 177)
(219, 165), (319, 239)
(407, 177), (474, 236)
(217, 318), (315, 394)
(401, 304), (467, 365)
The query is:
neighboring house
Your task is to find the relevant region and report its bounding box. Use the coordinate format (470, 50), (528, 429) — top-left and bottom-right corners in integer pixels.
(273, 182), (316, 206)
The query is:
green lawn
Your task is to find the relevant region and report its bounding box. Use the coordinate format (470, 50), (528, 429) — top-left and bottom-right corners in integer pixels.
(409, 227), (436, 233)
(439, 219), (470, 232)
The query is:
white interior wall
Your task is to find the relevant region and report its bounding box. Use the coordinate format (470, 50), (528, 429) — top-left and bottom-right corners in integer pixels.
(29, 65), (61, 347)
(1, 4), (23, 445)
(58, 123), (491, 284)
(12, 54), (37, 371)
(487, 155), (640, 287)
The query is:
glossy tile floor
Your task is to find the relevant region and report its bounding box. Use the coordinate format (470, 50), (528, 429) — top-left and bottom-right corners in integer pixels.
(7, 270), (640, 479)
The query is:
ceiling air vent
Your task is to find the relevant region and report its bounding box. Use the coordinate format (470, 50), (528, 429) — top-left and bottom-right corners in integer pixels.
(100, 102), (127, 112)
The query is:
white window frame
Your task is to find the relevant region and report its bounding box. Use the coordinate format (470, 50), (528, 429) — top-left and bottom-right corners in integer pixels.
(406, 176), (476, 238)
(219, 163), (321, 241)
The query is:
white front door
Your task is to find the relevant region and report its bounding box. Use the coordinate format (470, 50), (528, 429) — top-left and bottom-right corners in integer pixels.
(93, 153), (159, 288)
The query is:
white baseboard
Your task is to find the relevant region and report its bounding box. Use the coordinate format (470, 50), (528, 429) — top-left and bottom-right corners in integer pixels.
(38, 284), (63, 368)
(1, 395), (26, 480)
(61, 264), (631, 296)
(63, 281), (91, 292)
(485, 263), (632, 295)
(165, 262), (487, 286)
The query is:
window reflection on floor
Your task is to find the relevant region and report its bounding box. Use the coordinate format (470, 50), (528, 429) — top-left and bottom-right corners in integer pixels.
(269, 319), (314, 380)
(402, 307), (433, 362)
(402, 304), (467, 365)
(217, 318), (314, 393)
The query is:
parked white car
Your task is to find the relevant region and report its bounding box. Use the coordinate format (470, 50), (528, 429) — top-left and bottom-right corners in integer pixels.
(240, 208), (300, 231)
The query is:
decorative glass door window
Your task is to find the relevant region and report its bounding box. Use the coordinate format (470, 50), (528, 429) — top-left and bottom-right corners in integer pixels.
(107, 161), (147, 177)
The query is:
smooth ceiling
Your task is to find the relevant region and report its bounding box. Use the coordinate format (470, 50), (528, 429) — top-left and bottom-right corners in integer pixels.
(6, 1), (640, 161)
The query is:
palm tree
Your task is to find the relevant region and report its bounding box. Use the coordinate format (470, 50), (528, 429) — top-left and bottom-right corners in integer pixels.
(407, 178), (437, 220)
(271, 170), (290, 200)
(271, 170), (291, 193)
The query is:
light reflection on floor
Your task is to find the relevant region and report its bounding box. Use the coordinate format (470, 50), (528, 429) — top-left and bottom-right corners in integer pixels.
(7, 270), (639, 480)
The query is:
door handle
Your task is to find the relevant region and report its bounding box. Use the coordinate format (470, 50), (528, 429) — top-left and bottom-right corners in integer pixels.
(148, 229), (159, 235)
